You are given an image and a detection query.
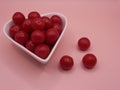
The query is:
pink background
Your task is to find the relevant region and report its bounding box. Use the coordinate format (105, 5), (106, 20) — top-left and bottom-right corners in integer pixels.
(0, 0), (120, 90)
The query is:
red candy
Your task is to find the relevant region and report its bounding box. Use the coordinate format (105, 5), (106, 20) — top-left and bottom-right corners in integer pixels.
(25, 40), (36, 52)
(51, 15), (62, 25)
(28, 11), (41, 20)
(53, 23), (62, 35)
(34, 44), (50, 59)
(60, 55), (74, 70)
(14, 31), (29, 45)
(9, 25), (21, 38)
(45, 28), (59, 45)
(78, 37), (90, 51)
(42, 16), (53, 29)
(12, 12), (25, 25)
(9, 11), (63, 59)
(10, 11), (98, 70)
(31, 30), (45, 44)
(31, 18), (45, 30)
(82, 54), (97, 69)
(22, 19), (33, 33)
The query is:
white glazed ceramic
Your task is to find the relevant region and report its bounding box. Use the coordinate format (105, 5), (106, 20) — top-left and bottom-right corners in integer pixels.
(3, 12), (67, 64)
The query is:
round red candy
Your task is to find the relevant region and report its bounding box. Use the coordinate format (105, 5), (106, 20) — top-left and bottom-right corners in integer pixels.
(60, 55), (74, 70)
(34, 44), (50, 59)
(42, 16), (53, 29)
(82, 54), (97, 69)
(25, 40), (36, 52)
(15, 31), (29, 45)
(9, 25), (21, 38)
(31, 30), (45, 44)
(78, 37), (90, 51)
(22, 19), (33, 33)
(45, 28), (59, 45)
(53, 23), (62, 35)
(28, 11), (41, 20)
(51, 15), (62, 25)
(12, 12), (25, 25)
(31, 18), (45, 30)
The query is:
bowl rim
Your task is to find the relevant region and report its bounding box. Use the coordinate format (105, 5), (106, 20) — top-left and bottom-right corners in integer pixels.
(3, 12), (68, 64)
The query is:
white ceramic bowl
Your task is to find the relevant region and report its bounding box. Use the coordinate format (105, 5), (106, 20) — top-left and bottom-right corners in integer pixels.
(3, 12), (67, 64)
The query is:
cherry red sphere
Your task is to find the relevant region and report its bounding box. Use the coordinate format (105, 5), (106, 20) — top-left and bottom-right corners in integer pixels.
(15, 31), (29, 45)
(22, 19), (33, 33)
(9, 25), (21, 38)
(78, 37), (90, 51)
(45, 28), (59, 45)
(60, 55), (74, 70)
(53, 23), (62, 35)
(51, 15), (62, 25)
(12, 12), (25, 25)
(25, 40), (36, 52)
(42, 16), (53, 29)
(82, 54), (97, 69)
(35, 44), (50, 59)
(31, 18), (45, 30)
(31, 30), (45, 44)
(28, 11), (41, 20)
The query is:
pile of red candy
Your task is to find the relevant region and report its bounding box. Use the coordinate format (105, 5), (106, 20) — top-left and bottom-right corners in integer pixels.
(9, 11), (97, 71)
(9, 11), (63, 59)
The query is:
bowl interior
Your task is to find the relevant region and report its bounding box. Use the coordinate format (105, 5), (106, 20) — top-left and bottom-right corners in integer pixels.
(3, 12), (67, 64)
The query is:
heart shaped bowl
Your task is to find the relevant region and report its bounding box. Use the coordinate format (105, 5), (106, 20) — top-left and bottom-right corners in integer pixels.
(3, 12), (67, 64)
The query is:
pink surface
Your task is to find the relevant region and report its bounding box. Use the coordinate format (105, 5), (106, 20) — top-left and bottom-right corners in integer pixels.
(0, 0), (120, 90)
